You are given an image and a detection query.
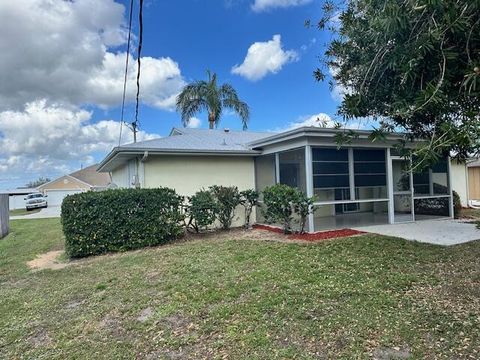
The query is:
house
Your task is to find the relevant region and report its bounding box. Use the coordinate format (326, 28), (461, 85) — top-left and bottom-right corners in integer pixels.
(0, 188), (39, 210)
(38, 164), (111, 206)
(464, 158), (480, 204)
(98, 127), (469, 232)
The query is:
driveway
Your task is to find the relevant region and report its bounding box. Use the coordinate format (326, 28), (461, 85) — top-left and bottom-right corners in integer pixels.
(10, 206), (61, 220)
(354, 219), (480, 246)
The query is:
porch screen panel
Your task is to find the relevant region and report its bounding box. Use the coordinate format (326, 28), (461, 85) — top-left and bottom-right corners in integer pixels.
(312, 148), (350, 202)
(413, 158), (449, 196)
(353, 149), (387, 199)
(279, 148), (306, 192)
(255, 154), (276, 193)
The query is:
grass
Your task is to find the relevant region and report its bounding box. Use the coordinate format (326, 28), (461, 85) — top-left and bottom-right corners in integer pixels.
(460, 207), (480, 221)
(9, 208), (40, 216)
(0, 219), (479, 359)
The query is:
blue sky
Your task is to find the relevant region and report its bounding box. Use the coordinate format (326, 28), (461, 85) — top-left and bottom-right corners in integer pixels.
(0, 0), (346, 189)
(101, 0), (339, 135)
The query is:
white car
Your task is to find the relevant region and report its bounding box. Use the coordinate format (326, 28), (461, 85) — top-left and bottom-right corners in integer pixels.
(25, 193), (48, 211)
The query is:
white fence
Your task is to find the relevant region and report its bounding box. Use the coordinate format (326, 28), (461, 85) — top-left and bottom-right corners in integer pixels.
(9, 195), (26, 210)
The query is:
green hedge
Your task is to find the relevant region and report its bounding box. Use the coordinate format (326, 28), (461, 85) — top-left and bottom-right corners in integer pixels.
(61, 188), (185, 258)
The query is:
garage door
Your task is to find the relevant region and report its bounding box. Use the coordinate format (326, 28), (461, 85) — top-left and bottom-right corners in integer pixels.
(45, 190), (83, 206)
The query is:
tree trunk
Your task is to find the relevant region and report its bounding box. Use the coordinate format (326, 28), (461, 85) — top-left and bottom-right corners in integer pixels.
(208, 112), (215, 129)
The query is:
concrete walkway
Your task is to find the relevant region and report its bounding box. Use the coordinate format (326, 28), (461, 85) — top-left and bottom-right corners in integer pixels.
(11, 206), (61, 220)
(354, 219), (480, 246)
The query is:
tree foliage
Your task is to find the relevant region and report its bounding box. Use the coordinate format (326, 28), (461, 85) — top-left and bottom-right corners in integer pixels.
(176, 70), (250, 130)
(26, 177), (51, 188)
(316, 0), (480, 165)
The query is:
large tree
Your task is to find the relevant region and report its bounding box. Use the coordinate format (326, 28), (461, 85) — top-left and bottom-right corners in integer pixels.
(316, 0), (480, 164)
(176, 71), (250, 130)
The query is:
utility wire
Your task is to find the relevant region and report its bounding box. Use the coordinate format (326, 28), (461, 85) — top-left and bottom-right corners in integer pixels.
(118, 0), (135, 146)
(132, 0), (144, 143)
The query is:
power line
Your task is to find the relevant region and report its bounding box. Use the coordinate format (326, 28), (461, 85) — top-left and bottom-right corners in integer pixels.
(118, 0), (135, 146)
(132, 0), (144, 143)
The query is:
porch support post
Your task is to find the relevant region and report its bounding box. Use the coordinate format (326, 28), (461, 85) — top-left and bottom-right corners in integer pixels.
(305, 145), (315, 233)
(348, 148), (355, 200)
(447, 156), (454, 218)
(275, 153), (280, 184)
(410, 158), (415, 222)
(386, 148), (395, 224)
(428, 168), (434, 195)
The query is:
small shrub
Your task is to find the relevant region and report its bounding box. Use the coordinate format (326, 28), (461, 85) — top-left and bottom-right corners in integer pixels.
(240, 189), (259, 229)
(262, 184), (315, 234)
(210, 185), (242, 230)
(262, 184), (298, 234)
(61, 188), (184, 258)
(292, 192), (315, 234)
(186, 189), (218, 232)
(452, 190), (461, 219)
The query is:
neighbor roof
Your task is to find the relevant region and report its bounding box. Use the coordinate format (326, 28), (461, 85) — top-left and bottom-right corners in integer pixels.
(98, 127), (274, 172)
(0, 188), (39, 195)
(69, 164), (111, 187)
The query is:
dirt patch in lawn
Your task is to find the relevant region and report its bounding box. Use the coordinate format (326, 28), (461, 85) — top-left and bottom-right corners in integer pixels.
(26, 250), (69, 271)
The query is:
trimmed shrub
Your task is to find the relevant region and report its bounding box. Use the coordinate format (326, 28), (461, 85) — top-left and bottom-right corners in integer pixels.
(262, 184), (315, 234)
(240, 189), (259, 229)
(186, 189), (218, 232)
(262, 184), (298, 234)
(292, 192), (315, 234)
(210, 185), (242, 230)
(61, 188), (184, 258)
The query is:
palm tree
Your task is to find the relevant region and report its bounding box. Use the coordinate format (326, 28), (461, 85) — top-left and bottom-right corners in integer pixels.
(176, 70), (250, 130)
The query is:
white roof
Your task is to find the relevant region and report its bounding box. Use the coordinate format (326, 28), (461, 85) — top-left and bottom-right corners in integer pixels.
(121, 128), (273, 152)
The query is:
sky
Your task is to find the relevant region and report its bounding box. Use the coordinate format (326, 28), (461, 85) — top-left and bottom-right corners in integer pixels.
(0, 0), (353, 190)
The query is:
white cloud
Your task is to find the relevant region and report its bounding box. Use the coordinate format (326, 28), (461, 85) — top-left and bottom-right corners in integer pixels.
(278, 112), (367, 132)
(0, 0), (180, 188)
(0, 101), (159, 183)
(232, 35), (298, 81)
(251, 0), (312, 12)
(283, 113), (335, 131)
(0, 0), (185, 110)
(186, 117), (202, 128)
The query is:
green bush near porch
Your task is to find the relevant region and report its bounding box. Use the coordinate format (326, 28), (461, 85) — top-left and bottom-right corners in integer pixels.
(61, 188), (184, 258)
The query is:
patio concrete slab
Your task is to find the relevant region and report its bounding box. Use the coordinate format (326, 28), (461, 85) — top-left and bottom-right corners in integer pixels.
(354, 219), (480, 246)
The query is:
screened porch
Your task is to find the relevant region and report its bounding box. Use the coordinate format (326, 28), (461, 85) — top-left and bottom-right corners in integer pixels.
(255, 145), (453, 232)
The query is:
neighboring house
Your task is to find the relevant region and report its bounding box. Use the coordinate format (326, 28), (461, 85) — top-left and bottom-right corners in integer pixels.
(38, 164), (111, 206)
(98, 127), (470, 232)
(0, 188), (39, 211)
(466, 159), (480, 202)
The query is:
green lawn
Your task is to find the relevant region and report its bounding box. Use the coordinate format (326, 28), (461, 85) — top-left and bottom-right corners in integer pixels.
(9, 208), (40, 216)
(0, 219), (479, 359)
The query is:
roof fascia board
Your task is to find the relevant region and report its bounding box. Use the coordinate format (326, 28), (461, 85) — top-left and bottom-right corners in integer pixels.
(249, 127), (412, 148)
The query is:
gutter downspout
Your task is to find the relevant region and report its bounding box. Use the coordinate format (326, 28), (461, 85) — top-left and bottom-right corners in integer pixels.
(139, 151), (149, 188)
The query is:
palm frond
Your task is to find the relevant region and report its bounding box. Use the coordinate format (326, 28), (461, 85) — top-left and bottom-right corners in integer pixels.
(176, 81), (208, 126)
(220, 83), (250, 129)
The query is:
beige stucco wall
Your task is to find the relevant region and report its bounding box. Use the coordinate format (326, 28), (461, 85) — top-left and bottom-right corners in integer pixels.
(144, 155), (256, 227)
(451, 160), (468, 206)
(144, 155), (255, 195)
(39, 176), (89, 192)
(111, 165), (129, 188)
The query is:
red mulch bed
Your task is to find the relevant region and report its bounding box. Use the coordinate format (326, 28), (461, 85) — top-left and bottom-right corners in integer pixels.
(253, 224), (366, 242)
